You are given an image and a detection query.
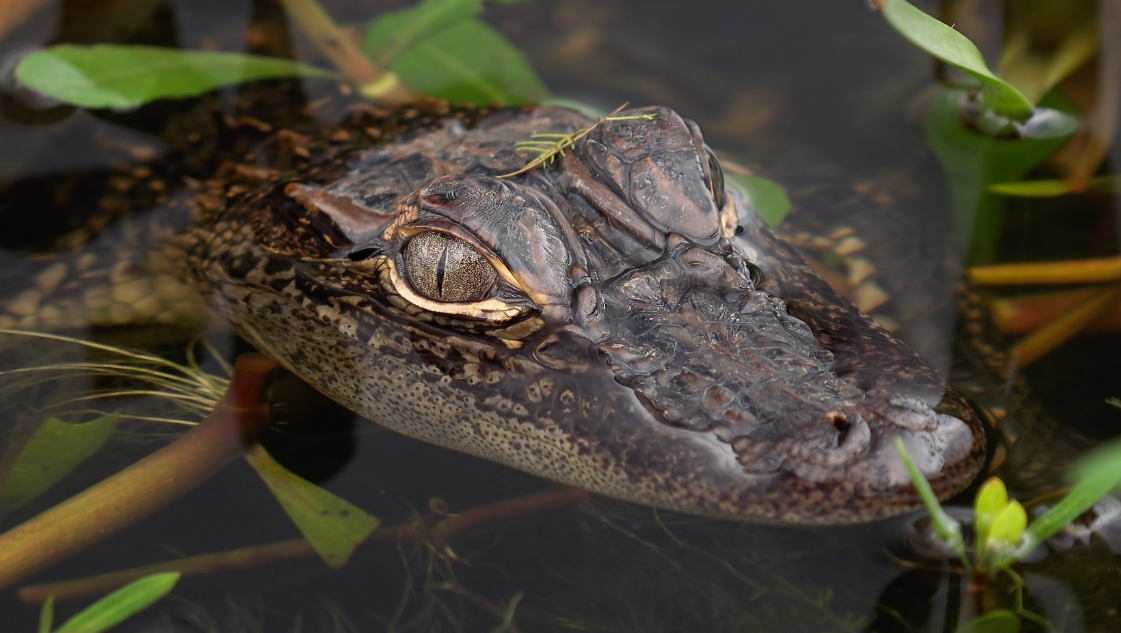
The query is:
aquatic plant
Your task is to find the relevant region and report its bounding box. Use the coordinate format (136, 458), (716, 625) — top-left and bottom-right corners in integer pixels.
(896, 437), (1121, 632)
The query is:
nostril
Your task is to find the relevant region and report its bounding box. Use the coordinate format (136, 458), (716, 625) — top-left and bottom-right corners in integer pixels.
(825, 410), (849, 442)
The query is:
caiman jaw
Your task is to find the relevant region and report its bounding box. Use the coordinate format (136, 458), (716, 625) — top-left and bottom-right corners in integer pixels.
(190, 104), (985, 524)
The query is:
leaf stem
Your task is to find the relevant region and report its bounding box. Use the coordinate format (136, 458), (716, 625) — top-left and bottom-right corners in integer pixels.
(277, 0), (416, 104)
(0, 354), (277, 592)
(969, 256), (1121, 285)
(1012, 283), (1121, 366)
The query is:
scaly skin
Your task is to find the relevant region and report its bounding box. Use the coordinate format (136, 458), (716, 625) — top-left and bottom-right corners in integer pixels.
(179, 105), (985, 524)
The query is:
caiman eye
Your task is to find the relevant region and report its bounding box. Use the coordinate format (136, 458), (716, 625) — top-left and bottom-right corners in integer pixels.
(404, 231), (497, 302)
(705, 147), (726, 209)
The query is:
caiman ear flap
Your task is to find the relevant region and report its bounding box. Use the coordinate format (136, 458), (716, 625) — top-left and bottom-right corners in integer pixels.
(285, 183), (399, 251)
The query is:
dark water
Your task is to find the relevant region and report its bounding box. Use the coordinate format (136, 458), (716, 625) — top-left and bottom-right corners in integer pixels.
(0, 1), (1119, 631)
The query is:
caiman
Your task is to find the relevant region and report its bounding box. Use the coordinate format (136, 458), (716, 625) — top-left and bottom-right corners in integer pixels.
(0, 101), (988, 525)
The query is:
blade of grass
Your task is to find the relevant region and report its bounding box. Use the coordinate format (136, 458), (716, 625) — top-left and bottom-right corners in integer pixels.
(38, 597), (53, 633)
(55, 572), (180, 633)
(893, 437), (967, 565)
(987, 175), (1118, 197)
(1010, 437), (1121, 562)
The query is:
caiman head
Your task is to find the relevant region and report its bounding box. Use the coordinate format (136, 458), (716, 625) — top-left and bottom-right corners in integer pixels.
(188, 105), (985, 524)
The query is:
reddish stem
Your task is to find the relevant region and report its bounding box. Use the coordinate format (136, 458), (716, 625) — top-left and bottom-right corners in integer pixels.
(19, 487), (589, 603)
(0, 354), (277, 592)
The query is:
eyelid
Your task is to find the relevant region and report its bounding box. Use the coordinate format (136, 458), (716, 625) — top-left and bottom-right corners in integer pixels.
(386, 258), (526, 322)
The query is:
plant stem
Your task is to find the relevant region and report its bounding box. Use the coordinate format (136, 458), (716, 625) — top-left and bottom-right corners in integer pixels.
(969, 256), (1121, 285)
(990, 289), (1121, 334)
(17, 487), (588, 603)
(277, 0), (416, 104)
(1012, 283), (1121, 366)
(0, 354), (277, 593)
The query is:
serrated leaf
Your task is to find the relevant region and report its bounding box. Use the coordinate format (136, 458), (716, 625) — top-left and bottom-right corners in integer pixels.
(879, 0), (1033, 119)
(245, 444), (379, 569)
(0, 415), (118, 514)
(386, 18), (548, 105)
(55, 572), (180, 633)
(363, 0), (482, 68)
(727, 174), (792, 229)
(15, 45), (336, 110)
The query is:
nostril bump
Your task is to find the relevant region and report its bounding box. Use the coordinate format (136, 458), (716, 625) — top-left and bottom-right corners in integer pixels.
(825, 410), (849, 432)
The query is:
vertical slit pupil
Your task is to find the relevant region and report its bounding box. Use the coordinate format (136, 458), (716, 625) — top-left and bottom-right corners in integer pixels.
(435, 246), (448, 299)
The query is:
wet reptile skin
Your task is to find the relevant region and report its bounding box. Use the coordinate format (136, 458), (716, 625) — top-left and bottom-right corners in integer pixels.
(172, 104), (986, 524)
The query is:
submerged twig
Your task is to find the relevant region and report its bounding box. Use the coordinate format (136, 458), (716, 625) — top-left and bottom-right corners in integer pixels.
(17, 487), (587, 603)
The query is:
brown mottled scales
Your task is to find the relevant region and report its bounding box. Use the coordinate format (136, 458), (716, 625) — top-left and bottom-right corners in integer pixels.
(176, 104), (985, 524)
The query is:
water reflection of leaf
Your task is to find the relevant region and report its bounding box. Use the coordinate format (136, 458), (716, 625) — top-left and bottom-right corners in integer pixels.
(244, 444), (379, 569)
(0, 415), (117, 516)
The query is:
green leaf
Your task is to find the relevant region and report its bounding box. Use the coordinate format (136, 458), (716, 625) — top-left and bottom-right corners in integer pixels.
(988, 500), (1027, 548)
(0, 415), (117, 514)
(879, 0), (1033, 119)
(893, 437), (966, 561)
(245, 444), (379, 569)
(38, 597), (53, 633)
(55, 572), (180, 633)
(363, 0), (482, 68)
(988, 175), (1118, 197)
(956, 610), (1022, 633)
(15, 45), (336, 110)
(974, 477), (1008, 557)
(727, 174), (792, 229)
(386, 18), (548, 105)
(1010, 437), (1121, 563)
(925, 88), (1072, 265)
